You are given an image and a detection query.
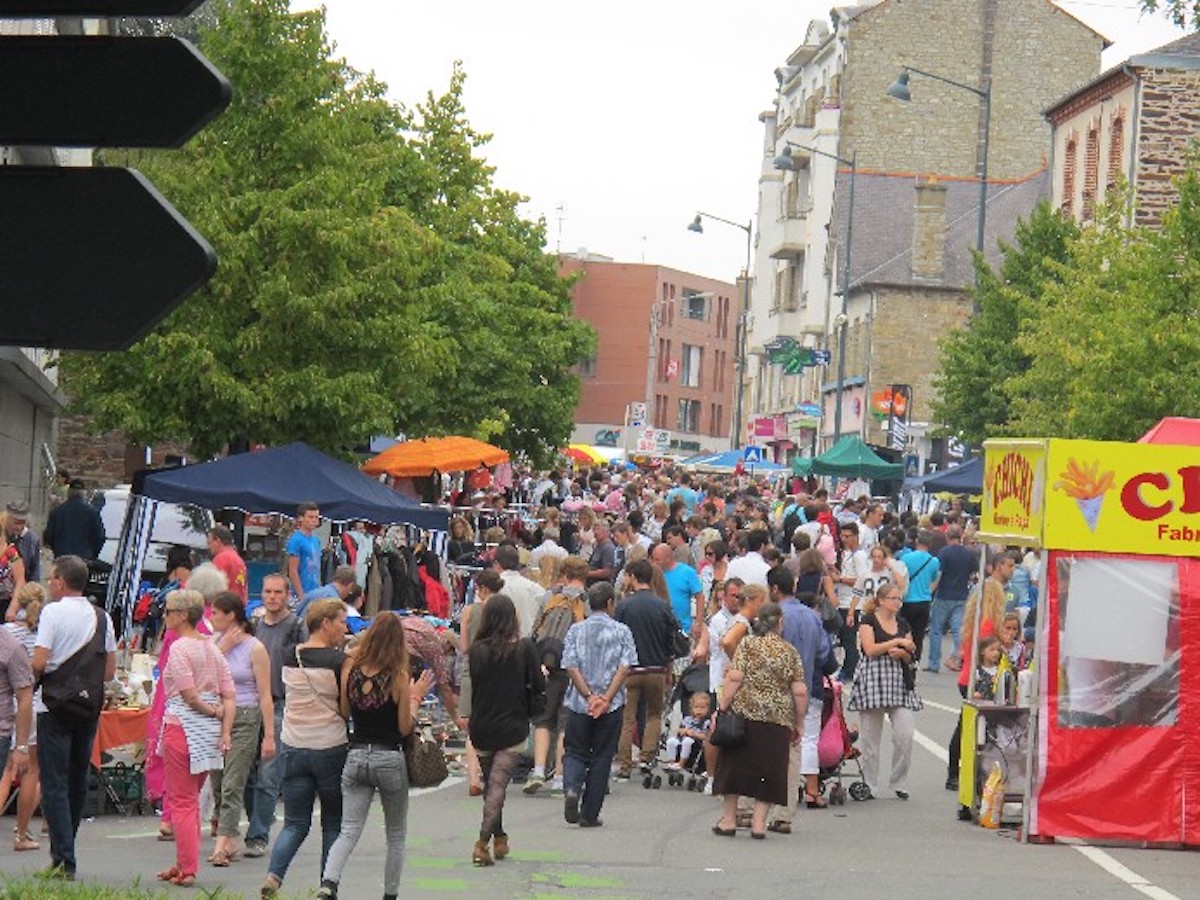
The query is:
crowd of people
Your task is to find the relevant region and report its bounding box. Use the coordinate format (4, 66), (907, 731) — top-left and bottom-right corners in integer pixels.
(0, 463), (1042, 894)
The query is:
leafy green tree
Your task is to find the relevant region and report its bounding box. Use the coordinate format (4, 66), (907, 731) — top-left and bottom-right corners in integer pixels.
(62, 1), (592, 464)
(931, 201), (1078, 444)
(1006, 172), (1200, 439)
(1139, 0), (1200, 28)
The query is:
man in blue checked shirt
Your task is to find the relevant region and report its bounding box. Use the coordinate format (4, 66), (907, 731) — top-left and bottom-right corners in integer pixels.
(561, 582), (637, 828)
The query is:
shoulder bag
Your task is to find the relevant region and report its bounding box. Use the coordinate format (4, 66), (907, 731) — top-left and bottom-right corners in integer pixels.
(709, 707), (748, 749)
(404, 725), (449, 788)
(41, 605), (107, 728)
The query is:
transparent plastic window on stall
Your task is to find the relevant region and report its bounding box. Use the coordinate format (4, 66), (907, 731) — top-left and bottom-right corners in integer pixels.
(1057, 555), (1180, 728)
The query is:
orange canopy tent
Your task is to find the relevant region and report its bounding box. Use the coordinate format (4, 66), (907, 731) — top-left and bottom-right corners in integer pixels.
(362, 436), (509, 478)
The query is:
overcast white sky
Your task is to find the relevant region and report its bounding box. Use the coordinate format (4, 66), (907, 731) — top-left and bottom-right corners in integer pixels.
(295, 1), (1185, 282)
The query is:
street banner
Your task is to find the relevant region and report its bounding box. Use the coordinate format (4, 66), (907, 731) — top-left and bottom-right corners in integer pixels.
(980, 440), (1048, 546)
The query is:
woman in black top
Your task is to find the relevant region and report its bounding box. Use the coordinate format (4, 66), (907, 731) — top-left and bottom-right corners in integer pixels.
(315, 614), (432, 900)
(463, 595), (545, 867)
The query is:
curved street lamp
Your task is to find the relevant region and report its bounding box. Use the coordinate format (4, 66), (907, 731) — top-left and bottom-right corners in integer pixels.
(686, 211), (752, 449)
(773, 141), (857, 446)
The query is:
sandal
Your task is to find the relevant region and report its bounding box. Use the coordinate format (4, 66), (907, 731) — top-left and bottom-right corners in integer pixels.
(805, 792), (829, 809)
(210, 849), (234, 867)
(14, 832), (40, 851)
(261, 874), (282, 898)
(157, 825), (175, 842)
(766, 821), (791, 834)
(170, 873), (196, 888)
(156, 866), (182, 882)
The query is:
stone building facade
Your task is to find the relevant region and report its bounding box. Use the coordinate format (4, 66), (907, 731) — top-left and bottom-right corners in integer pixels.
(55, 415), (192, 490)
(748, 0), (1106, 466)
(1047, 32), (1200, 228)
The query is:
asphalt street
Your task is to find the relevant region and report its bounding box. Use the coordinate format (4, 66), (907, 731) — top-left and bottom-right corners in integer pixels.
(4, 656), (1197, 899)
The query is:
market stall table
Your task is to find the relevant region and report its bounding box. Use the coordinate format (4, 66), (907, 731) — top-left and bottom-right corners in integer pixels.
(91, 706), (150, 815)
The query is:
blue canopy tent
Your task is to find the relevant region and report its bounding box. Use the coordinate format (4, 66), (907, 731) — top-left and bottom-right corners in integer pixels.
(903, 457), (984, 494)
(681, 449), (787, 474)
(137, 442), (447, 529)
(106, 444), (448, 639)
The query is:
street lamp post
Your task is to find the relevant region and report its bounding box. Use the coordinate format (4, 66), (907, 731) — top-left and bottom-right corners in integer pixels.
(687, 212), (752, 450)
(773, 143), (857, 446)
(886, 65), (992, 285)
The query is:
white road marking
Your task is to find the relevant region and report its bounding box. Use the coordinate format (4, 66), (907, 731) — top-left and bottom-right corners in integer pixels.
(913, 716), (1179, 900)
(912, 729), (949, 764)
(922, 699), (959, 714)
(1063, 841), (1182, 900)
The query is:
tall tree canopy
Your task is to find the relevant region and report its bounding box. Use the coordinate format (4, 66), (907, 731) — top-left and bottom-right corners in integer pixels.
(62, 0), (593, 464)
(931, 202), (1078, 445)
(1139, 0), (1200, 28)
(934, 170), (1200, 443)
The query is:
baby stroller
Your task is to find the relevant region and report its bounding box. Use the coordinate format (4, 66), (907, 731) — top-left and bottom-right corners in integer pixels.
(816, 676), (870, 804)
(640, 662), (710, 790)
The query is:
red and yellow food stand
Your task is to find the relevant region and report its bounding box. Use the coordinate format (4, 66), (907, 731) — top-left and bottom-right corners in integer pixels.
(980, 434), (1200, 845)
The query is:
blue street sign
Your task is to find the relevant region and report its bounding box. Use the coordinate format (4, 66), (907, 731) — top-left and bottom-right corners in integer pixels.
(742, 445), (763, 464)
(813, 349), (832, 365)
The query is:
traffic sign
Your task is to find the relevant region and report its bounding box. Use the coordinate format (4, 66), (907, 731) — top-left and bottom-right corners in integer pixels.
(0, 167), (216, 350)
(0, 37), (231, 148)
(743, 445), (763, 464)
(813, 349), (831, 365)
(0, 0), (205, 13)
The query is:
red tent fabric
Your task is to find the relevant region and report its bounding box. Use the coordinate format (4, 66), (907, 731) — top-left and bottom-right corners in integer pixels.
(1138, 416), (1200, 445)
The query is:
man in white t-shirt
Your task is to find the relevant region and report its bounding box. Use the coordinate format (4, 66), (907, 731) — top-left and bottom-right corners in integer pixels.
(495, 544), (546, 637)
(834, 523), (870, 682)
(33, 555), (117, 880)
(725, 529), (770, 587)
(858, 503), (885, 553)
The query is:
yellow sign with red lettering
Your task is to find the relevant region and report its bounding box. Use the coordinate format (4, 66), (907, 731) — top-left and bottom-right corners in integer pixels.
(1043, 438), (1200, 556)
(980, 440), (1048, 545)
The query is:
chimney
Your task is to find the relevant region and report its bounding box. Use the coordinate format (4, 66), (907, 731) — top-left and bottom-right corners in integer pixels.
(911, 178), (948, 280)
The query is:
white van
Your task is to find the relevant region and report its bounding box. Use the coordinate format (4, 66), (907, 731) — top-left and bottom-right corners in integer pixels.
(94, 487), (212, 577)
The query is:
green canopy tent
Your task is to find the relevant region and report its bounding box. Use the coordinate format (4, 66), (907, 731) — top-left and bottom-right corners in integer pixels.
(809, 436), (904, 480)
(791, 456), (814, 476)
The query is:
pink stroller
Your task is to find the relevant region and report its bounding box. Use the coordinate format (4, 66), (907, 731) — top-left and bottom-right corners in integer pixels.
(816, 677), (870, 804)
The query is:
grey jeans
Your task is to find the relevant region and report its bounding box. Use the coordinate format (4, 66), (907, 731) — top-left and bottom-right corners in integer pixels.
(321, 745), (409, 893)
(209, 706), (263, 838)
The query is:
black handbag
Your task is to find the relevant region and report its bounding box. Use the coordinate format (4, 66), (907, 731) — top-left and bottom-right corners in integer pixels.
(709, 708), (748, 749)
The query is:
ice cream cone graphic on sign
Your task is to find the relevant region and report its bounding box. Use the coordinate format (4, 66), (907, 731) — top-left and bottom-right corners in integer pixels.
(1053, 457), (1115, 533)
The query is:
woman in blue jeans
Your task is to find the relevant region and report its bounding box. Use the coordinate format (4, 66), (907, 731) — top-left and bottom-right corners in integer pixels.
(317, 614), (431, 900)
(261, 599), (348, 898)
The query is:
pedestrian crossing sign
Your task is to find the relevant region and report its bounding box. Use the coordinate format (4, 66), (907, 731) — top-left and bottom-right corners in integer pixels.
(743, 445), (763, 464)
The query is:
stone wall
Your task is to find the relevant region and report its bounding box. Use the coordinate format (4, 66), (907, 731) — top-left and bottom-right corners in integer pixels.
(841, 286), (973, 445)
(56, 413), (192, 490)
(1134, 67), (1200, 227)
(840, 0), (1105, 180)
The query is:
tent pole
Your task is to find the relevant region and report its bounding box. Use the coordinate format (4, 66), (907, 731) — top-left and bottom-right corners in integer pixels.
(1021, 547), (1049, 843)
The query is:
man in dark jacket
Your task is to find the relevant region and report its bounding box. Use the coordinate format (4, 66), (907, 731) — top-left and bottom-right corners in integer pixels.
(612, 558), (679, 779)
(42, 480), (104, 561)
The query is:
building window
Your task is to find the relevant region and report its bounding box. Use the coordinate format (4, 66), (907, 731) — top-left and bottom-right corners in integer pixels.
(1062, 135), (1077, 218)
(578, 355), (597, 378)
(677, 398), (700, 434)
(655, 394), (668, 429)
(1108, 114), (1124, 194)
(681, 344), (702, 388)
(682, 290), (708, 320)
(1083, 125), (1100, 221)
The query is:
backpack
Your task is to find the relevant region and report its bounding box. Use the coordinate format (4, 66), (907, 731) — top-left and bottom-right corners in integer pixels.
(534, 594), (583, 670)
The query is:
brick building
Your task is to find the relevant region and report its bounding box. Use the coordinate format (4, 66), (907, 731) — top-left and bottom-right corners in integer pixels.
(561, 255), (737, 457)
(750, 0), (1106, 465)
(1047, 32), (1200, 228)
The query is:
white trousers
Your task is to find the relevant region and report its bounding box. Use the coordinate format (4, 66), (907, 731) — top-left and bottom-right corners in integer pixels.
(857, 706), (915, 797)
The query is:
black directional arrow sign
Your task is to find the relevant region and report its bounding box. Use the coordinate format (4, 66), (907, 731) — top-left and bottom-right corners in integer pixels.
(0, 37), (230, 148)
(0, 0), (205, 14)
(0, 168), (217, 350)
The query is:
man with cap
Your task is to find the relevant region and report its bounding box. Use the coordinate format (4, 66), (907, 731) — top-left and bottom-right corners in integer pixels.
(5, 500), (41, 583)
(42, 480), (104, 562)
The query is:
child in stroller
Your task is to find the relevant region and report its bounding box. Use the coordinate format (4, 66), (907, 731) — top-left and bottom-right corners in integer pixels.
(664, 692), (713, 789)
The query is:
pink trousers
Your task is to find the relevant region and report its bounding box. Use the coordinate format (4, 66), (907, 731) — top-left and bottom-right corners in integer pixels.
(163, 724), (208, 876)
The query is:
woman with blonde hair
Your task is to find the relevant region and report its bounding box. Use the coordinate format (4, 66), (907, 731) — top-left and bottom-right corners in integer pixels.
(646, 500), (669, 543)
(946, 578), (1006, 791)
(154, 590), (236, 888)
(847, 583), (921, 800)
(0, 581), (44, 850)
(448, 516), (475, 562)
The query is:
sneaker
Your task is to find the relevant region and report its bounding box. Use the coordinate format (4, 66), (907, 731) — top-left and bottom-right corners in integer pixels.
(244, 839), (268, 858)
(523, 775), (545, 795)
(945, 776), (959, 792)
(579, 817), (603, 828)
(547, 776), (564, 794)
(613, 772), (630, 783)
(564, 792), (580, 825)
(702, 780), (713, 796)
